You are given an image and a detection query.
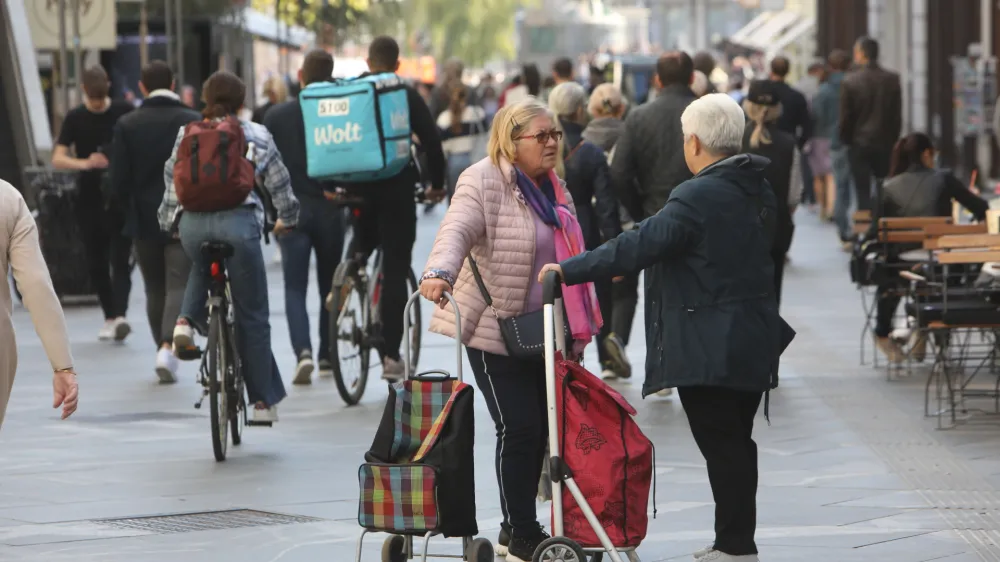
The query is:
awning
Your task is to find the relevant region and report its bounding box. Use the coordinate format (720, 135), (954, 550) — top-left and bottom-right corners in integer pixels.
(724, 10), (804, 53)
(765, 16), (817, 59)
(220, 8), (315, 47)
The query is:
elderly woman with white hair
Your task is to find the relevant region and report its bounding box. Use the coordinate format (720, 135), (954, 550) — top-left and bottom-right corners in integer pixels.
(420, 98), (602, 562)
(548, 81), (626, 379)
(541, 93), (793, 562)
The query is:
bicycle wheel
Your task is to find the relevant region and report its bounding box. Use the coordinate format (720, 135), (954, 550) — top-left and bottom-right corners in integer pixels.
(207, 308), (228, 461)
(330, 264), (371, 406)
(406, 267), (422, 371)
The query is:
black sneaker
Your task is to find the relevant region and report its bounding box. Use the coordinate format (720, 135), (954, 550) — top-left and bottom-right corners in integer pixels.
(602, 333), (632, 379)
(495, 523), (511, 556)
(506, 529), (550, 562)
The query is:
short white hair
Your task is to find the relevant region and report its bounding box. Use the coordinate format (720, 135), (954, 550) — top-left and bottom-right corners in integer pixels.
(681, 93), (746, 155)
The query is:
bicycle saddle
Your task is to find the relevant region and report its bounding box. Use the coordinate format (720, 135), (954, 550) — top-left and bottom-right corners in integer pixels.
(200, 241), (234, 260)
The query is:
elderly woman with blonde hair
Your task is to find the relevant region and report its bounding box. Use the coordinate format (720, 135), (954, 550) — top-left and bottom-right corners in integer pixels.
(419, 98), (602, 562)
(252, 75), (288, 124)
(0, 179), (79, 429)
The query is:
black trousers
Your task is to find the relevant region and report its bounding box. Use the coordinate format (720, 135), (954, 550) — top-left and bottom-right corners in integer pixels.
(75, 194), (132, 319)
(678, 386), (763, 556)
(611, 272), (639, 346)
(352, 179), (417, 361)
(848, 145), (892, 212)
(135, 238), (191, 347)
(595, 277), (613, 364)
(772, 250), (786, 309)
(875, 281), (901, 338)
(467, 347), (547, 538)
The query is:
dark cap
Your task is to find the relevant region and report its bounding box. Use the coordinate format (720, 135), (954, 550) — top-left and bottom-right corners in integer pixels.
(746, 80), (780, 106)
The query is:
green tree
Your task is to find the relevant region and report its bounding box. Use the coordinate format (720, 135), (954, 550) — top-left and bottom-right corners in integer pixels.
(249, 0), (372, 46)
(402, 0), (532, 65)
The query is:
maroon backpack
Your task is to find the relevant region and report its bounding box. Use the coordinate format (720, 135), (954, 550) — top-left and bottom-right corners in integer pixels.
(173, 117), (255, 212)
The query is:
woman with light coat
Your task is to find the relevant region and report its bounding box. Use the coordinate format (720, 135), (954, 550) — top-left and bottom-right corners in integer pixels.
(419, 98), (601, 562)
(0, 178), (79, 429)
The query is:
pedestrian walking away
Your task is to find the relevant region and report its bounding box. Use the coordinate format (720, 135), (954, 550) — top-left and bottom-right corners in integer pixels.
(549, 81), (627, 379)
(584, 82), (637, 377)
(420, 98), (601, 562)
(110, 60), (200, 383)
(812, 50), (854, 246)
(160, 70), (300, 424)
(0, 179), (79, 429)
(437, 78), (489, 203)
(742, 80), (803, 308)
(611, 50), (697, 395)
(839, 36), (902, 212)
(540, 93), (794, 562)
(52, 65), (135, 342)
(264, 50), (346, 384)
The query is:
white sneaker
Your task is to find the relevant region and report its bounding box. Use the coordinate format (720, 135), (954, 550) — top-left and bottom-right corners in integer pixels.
(699, 551), (759, 561)
(253, 405), (278, 423)
(173, 323), (195, 351)
(381, 357), (405, 381)
(155, 347), (178, 384)
(112, 317), (131, 342)
(602, 369), (619, 380)
(657, 388), (673, 397)
(98, 320), (115, 341)
(694, 544), (714, 559)
(293, 353), (315, 386)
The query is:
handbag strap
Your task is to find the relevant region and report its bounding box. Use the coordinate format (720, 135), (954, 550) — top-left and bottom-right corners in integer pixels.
(466, 256), (498, 316)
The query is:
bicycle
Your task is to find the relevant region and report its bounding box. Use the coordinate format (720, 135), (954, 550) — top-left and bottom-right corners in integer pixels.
(189, 241), (267, 461)
(325, 190), (426, 406)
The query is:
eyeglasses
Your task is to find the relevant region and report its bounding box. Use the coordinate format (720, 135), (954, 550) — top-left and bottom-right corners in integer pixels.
(516, 130), (564, 144)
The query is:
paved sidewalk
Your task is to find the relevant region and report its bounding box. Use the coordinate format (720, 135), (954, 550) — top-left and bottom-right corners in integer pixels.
(1, 210), (999, 561)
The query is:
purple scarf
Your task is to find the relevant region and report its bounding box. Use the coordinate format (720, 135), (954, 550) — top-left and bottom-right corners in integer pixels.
(515, 168), (561, 227)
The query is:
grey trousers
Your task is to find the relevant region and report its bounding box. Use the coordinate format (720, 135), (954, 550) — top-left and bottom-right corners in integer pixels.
(135, 238), (191, 348)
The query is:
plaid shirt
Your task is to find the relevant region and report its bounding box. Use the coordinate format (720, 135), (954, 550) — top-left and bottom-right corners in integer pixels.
(158, 119), (299, 232)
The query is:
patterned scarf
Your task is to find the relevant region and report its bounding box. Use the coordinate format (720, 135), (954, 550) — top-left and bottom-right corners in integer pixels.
(515, 168), (561, 227)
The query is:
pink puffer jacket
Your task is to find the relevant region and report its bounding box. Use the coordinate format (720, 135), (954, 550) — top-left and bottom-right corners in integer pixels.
(424, 156), (575, 355)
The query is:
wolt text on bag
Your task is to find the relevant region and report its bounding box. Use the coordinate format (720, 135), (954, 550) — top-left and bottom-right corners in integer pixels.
(173, 117), (255, 212)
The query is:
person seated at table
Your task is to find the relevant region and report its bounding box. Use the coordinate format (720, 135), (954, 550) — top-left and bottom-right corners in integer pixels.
(873, 132), (988, 362)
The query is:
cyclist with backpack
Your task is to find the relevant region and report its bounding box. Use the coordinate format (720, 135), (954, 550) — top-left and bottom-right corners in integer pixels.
(158, 71), (300, 424)
(302, 36), (445, 380)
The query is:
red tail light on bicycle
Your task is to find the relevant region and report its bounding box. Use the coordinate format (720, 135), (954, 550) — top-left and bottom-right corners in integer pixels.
(210, 262), (223, 281)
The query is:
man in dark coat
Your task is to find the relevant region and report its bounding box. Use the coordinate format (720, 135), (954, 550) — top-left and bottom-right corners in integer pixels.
(542, 93), (791, 562)
(110, 60), (199, 383)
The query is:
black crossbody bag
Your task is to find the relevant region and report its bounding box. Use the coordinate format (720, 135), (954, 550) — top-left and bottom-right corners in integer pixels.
(467, 256), (570, 358)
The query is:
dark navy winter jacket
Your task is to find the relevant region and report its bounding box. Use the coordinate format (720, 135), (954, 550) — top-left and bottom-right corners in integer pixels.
(561, 154), (786, 395)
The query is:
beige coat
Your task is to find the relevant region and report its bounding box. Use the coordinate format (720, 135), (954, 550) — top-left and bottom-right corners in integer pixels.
(424, 157), (574, 355)
(0, 179), (73, 428)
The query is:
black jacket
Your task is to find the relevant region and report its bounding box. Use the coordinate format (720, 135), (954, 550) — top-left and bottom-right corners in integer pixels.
(839, 63), (902, 149)
(562, 121), (620, 248)
(743, 123), (796, 256)
(771, 80), (812, 147)
(881, 166), (988, 221)
(263, 99), (330, 203)
(110, 95), (200, 239)
(611, 83), (697, 221)
(562, 154), (785, 395)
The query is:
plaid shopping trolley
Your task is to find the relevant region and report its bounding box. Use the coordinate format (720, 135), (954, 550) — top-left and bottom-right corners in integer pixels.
(356, 292), (492, 562)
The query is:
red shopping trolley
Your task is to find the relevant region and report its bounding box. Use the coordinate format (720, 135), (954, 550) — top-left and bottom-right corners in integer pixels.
(533, 271), (654, 562)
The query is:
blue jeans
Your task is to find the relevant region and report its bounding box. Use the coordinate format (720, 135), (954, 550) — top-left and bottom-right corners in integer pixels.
(799, 146), (815, 205)
(178, 207), (287, 407)
(832, 147), (854, 241)
(277, 199), (345, 361)
(447, 152), (472, 200)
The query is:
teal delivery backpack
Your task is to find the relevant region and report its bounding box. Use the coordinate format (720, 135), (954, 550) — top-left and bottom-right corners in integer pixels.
(300, 72), (412, 182)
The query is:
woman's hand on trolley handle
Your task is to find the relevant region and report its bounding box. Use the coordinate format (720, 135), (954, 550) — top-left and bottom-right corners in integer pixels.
(419, 278), (452, 310)
(537, 263), (563, 284)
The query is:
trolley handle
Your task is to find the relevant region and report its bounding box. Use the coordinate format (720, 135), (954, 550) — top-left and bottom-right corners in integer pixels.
(403, 290), (463, 383)
(542, 269), (563, 305)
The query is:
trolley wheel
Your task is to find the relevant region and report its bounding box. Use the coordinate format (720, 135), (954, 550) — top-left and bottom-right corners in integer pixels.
(465, 537), (493, 562)
(381, 535), (407, 562)
(533, 537), (587, 562)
